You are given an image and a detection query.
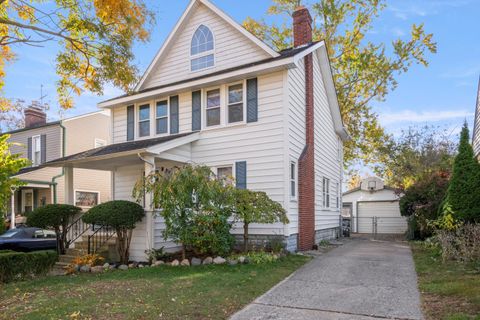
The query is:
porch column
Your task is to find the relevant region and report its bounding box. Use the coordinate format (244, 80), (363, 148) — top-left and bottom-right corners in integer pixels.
(64, 166), (74, 205)
(10, 191), (15, 229)
(143, 155), (156, 252)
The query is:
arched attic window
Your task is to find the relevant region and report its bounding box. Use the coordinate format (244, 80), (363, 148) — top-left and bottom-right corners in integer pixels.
(190, 25), (214, 71)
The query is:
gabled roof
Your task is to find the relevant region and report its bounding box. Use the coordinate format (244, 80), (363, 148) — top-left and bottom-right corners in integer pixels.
(135, 0), (279, 92)
(43, 132), (198, 166)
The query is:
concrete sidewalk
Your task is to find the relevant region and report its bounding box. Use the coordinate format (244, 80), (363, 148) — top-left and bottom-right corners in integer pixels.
(230, 237), (423, 320)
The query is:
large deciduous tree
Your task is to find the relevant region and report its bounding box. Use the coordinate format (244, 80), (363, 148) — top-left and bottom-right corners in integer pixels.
(0, 0), (154, 109)
(243, 0), (436, 166)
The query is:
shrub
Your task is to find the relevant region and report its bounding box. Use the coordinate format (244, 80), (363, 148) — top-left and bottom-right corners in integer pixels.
(436, 224), (480, 265)
(0, 213), (6, 235)
(134, 164), (235, 259)
(233, 189), (288, 252)
(0, 250), (57, 283)
(82, 200), (144, 264)
(245, 251), (279, 264)
(145, 247), (168, 264)
(442, 123), (480, 223)
(27, 204), (82, 254)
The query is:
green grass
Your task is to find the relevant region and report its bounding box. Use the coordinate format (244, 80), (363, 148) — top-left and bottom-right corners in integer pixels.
(411, 242), (480, 320)
(0, 255), (310, 320)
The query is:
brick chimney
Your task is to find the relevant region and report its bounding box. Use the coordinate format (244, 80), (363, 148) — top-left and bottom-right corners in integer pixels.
(24, 102), (47, 128)
(292, 6), (313, 47)
(295, 6), (316, 251)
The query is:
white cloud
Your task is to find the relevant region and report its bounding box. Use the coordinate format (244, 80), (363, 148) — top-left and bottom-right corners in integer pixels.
(391, 27), (406, 37)
(379, 109), (474, 125)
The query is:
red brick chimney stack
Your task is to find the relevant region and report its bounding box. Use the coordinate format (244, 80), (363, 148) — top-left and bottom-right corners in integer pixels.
(292, 6), (313, 47)
(294, 5), (316, 251)
(24, 101), (47, 128)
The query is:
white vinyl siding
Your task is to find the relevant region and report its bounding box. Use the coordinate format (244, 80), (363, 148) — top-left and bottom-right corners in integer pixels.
(140, 3), (271, 90)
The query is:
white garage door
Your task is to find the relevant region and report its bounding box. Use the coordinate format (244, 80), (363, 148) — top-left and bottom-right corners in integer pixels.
(357, 201), (407, 234)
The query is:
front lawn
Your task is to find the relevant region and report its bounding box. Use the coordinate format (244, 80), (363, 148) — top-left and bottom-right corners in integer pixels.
(0, 255), (309, 320)
(411, 242), (480, 320)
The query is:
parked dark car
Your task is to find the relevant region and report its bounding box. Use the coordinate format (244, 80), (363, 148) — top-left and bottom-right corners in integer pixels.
(0, 227), (57, 252)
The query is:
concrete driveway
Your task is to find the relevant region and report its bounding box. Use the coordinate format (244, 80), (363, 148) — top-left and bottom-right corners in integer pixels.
(230, 237), (423, 320)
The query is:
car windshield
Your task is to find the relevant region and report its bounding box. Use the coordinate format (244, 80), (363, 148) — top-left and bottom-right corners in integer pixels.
(0, 229), (22, 238)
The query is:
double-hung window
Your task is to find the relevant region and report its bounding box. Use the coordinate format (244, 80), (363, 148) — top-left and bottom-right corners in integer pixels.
(228, 84), (244, 123)
(336, 182), (340, 208)
(156, 100), (168, 134)
(32, 135), (41, 166)
(138, 104), (150, 137)
(290, 161), (297, 199)
(206, 89), (221, 127)
(323, 177), (330, 208)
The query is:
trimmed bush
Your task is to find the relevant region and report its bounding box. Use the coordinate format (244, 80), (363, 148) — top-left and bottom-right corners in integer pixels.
(0, 250), (58, 283)
(27, 204), (82, 254)
(82, 200), (145, 264)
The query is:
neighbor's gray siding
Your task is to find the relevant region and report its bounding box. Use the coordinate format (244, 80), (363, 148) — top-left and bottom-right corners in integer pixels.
(8, 125), (62, 162)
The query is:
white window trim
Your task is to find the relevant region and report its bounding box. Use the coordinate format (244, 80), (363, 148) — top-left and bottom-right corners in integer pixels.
(155, 98), (170, 136)
(31, 135), (41, 167)
(190, 24), (216, 73)
(322, 177), (330, 208)
(136, 102), (152, 139)
(201, 80), (247, 131)
(290, 160), (297, 200)
(203, 86), (223, 129)
(74, 189), (100, 209)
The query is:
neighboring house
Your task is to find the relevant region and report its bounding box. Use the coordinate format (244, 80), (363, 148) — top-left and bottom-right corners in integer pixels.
(44, 0), (348, 260)
(6, 105), (112, 227)
(342, 177), (406, 234)
(473, 76), (480, 159)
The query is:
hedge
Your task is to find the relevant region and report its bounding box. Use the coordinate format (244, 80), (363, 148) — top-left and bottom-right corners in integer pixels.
(0, 250), (58, 283)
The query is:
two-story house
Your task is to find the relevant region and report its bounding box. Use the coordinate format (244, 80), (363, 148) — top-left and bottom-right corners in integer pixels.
(44, 0), (349, 261)
(6, 105), (112, 227)
(473, 77), (480, 159)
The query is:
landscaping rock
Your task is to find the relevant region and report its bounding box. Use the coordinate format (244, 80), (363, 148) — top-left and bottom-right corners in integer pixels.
(191, 257), (202, 266)
(139, 264), (144, 268)
(128, 262), (138, 269)
(227, 258), (238, 266)
(180, 259), (190, 266)
(91, 266), (104, 274)
(154, 260), (165, 266)
(72, 264), (81, 272)
(103, 263), (110, 269)
(109, 265), (116, 270)
(213, 256), (226, 265)
(170, 259), (179, 266)
(202, 257), (213, 265)
(238, 256), (246, 264)
(118, 264), (128, 271)
(79, 265), (91, 273)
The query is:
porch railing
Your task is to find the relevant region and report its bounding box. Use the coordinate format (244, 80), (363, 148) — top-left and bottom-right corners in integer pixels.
(87, 225), (116, 254)
(64, 215), (90, 250)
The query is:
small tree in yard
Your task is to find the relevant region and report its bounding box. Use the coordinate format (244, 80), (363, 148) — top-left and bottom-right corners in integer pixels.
(82, 201), (144, 264)
(442, 123), (480, 223)
(233, 189), (289, 252)
(27, 204), (82, 254)
(133, 164), (236, 259)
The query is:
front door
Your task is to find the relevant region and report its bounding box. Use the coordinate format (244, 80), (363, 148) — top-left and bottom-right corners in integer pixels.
(21, 189), (34, 213)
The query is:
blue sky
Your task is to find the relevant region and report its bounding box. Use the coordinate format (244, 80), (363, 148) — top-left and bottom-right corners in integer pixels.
(3, 0), (480, 138)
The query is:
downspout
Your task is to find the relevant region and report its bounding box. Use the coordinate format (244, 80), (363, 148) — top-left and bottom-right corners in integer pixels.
(51, 123), (66, 204)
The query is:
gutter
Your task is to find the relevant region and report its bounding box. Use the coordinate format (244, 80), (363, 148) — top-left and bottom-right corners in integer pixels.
(51, 123), (66, 204)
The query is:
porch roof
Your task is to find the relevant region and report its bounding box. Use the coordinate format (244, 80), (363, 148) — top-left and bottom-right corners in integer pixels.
(42, 132), (199, 170)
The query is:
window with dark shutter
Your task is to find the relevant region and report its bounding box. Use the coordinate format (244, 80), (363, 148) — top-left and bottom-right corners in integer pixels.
(27, 137), (32, 164)
(235, 161), (247, 189)
(247, 78), (258, 123)
(40, 134), (46, 164)
(127, 105), (134, 141)
(192, 90), (202, 131)
(170, 96), (179, 134)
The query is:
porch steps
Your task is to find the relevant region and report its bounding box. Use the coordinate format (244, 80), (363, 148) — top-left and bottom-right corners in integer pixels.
(53, 236), (117, 274)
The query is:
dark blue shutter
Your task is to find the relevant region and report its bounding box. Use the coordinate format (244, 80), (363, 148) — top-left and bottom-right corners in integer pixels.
(127, 105), (135, 141)
(247, 78), (258, 123)
(236, 161), (247, 189)
(40, 134), (46, 164)
(192, 90), (201, 131)
(33, 190), (38, 210)
(170, 95), (179, 134)
(27, 137), (32, 165)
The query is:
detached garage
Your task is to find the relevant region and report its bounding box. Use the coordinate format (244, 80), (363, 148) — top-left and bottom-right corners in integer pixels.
(342, 177), (407, 234)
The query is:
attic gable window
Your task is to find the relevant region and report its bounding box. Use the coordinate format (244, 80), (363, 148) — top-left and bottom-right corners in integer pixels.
(191, 25), (214, 71)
